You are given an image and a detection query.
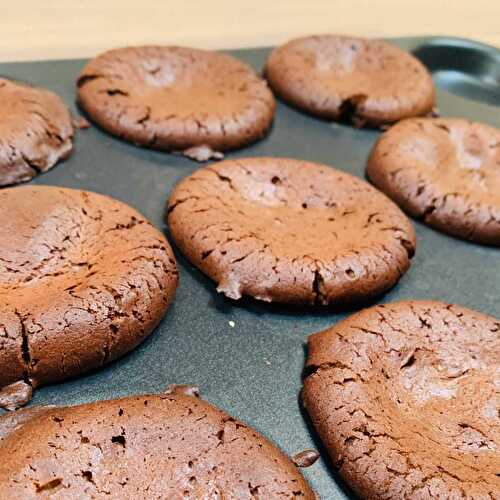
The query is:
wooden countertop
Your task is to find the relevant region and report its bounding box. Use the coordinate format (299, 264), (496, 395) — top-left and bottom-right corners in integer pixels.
(2, 0), (500, 62)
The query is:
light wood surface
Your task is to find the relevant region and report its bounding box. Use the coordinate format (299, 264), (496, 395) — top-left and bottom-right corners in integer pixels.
(2, 1), (500, 63)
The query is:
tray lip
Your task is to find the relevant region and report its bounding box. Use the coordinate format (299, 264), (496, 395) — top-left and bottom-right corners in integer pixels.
(0, 35), (498, 67)
(407, 35), (500, 59)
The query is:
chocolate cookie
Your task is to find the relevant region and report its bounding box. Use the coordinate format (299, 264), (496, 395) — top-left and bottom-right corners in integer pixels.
(368, 118), (500, 245)
(167, 157), (415, 305)
(0, 78), (74, 186)
(76, 46), (275, 160)
(0, 392), (315, 498)
(0, 186), (178, 408)
(265, 35), (435, 127)
(303, 300), (500, 499)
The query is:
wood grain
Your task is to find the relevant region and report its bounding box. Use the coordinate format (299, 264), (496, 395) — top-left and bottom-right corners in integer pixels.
(2, 0), (500, 62)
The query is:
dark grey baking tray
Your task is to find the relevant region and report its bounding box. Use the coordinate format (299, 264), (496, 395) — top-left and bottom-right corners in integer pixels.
(1, 37), (499, 499)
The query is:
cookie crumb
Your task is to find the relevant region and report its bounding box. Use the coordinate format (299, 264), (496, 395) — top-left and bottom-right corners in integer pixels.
(74, 171), (87, 180)
(181, 145), (224, 162)
(292, 449), (320, 467)
(73, 116), (90, 129)
(0, 381), (33, 411)
(164, 384), (201, 398)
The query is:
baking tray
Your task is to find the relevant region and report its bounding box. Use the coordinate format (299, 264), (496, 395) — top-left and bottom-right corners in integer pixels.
(1, 36), (499, 499)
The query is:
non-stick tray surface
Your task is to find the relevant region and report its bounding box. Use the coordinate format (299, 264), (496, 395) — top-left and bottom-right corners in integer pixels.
(1, 37), (499, 498)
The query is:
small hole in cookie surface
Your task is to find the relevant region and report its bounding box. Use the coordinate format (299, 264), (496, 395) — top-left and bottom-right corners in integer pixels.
(111, 435), (126, 447)
(400, 353), (416, 369)
(106, 88), (129, 97)
(82, 470), (93, 482)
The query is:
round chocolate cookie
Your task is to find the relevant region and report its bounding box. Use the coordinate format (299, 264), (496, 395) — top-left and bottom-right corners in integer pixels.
(0, 78), (74, 186)
(368, 118), (500, 245)
(76, 46), (275, 160)
(303, 300), (500, 499)
(265, 35), (435, 127)
(0, 392), (315, 498)
(167, 157), (415, 305)
(0, 186), (178, 408)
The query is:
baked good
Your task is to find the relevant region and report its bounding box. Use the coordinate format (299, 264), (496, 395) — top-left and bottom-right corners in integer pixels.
(367, 117), (500, 245)
(77, 46), (275, 160)
(303, 300), (500, 499)
(167, 157), (415, 305)
(0, 392), (315, 498)
(0, 186), (178, 408)
(265, 35), (435, 127)
(0, 78), (73, 186)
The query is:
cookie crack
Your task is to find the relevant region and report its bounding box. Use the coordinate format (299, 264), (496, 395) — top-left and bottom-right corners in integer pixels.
(338, 93), (367, 126)
(101, 285), (128, 364)
(136, 106), (151, 126)
(312, 269), (327, 306)
(207, 168), (238, 192)
(76, 72), (125, 88)
(19, 152), (43, 174)
(103, 88), (129, 97)
(167, 195), (200, 216)
(76, 74), (101, 87)
(13, 309), (33, 385)
(105, 216), (145, 233)
(303, 360), (359, 382)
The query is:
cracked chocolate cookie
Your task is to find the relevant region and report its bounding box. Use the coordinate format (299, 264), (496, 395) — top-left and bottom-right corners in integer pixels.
(0, 392), (315, 498)
(303, 300), (500, 499)
(167, 157), (415, 305)
(265, 35), (435, 127)
(0, 186), (178, 409)
(368, 118), (500, 245)
(0, 78), (74, 186)
(76, 46), (275, 160)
